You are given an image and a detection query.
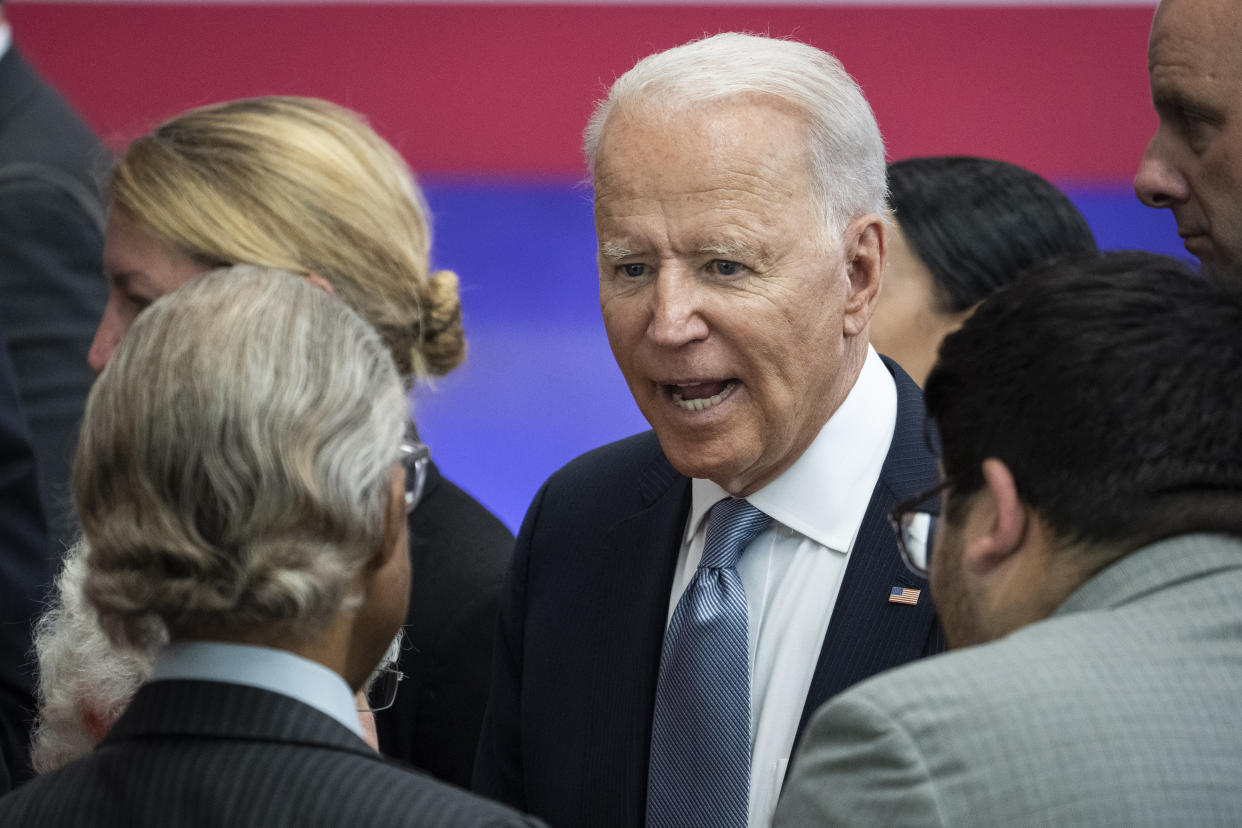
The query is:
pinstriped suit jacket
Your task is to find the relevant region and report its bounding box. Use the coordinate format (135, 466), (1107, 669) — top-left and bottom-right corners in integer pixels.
(775, 533), (1242, 827)
(0, 679), (543, 827)
(474, 358), (945, 827)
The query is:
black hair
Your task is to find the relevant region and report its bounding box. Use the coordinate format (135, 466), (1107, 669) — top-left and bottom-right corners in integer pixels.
(888, 156), (1098, 313)
(924, 250), (1242, 549)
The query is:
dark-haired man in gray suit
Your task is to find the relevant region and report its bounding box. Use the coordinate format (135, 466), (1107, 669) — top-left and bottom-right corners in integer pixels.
(776, 252), (1242, 826)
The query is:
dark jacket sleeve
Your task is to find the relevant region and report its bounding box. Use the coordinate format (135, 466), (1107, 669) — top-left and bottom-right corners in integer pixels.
(0, 315), (55, 793)
(0, 167), (106, 550)
(471, 481), (546, 809)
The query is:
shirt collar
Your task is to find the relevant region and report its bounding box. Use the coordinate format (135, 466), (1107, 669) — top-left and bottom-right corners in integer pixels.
(151, 641), (364, 740)
(0, 25), (12, 61)
(686, 347), (897, 553)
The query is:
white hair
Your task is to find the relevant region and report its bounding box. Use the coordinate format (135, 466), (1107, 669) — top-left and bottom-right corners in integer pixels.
(30, 540), (160, 774)
(32, 543), (402, 773)
(583, 32), (887, 237)
(74, 264), (408, 651)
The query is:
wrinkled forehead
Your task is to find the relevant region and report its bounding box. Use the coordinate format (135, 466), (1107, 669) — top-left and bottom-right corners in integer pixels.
(1150, 0), (1242, 69)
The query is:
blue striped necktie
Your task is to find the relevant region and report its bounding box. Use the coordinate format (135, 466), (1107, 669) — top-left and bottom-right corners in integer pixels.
(646, 498), (772, 828)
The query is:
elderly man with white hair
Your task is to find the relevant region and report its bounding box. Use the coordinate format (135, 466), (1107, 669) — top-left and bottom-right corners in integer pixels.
(474, 32), (943, 828)
(0, 265), (539, 828)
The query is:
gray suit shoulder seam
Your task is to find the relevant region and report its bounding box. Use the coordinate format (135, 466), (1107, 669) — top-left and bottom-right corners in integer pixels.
(846, 692), (952, 828)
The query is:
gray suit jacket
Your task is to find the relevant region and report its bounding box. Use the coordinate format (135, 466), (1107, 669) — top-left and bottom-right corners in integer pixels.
(775, 533), (1242, 827)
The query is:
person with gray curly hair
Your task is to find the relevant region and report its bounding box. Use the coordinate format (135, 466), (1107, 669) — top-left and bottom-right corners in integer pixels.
(0, 265), (539, 827)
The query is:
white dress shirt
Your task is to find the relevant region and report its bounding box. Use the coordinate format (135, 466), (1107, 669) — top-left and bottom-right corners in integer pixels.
(151, 641), (366, 740)
(666, 346), (897, 827)
(0, 24), (13, 61)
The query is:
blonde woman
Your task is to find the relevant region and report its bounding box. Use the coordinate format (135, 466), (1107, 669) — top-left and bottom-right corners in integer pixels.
(88, 97), (513, 786)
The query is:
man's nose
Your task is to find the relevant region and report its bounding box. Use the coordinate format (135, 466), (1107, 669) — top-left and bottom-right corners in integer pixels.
(647, 269), (709, 347)
(1134, 133), (1190, 209)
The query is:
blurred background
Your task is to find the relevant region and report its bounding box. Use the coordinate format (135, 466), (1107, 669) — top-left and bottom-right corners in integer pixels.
(9, 0), (1168, 530)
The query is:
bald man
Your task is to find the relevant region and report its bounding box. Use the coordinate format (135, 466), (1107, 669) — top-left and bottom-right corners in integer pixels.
(1134, 0), (1242, 277)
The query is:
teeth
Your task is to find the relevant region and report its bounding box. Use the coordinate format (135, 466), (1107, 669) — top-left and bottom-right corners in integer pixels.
(671, 381), (737, 412)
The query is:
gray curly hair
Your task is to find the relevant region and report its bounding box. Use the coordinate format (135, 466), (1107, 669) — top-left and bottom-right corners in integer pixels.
(73, 264), (408, 650)
(29, 540), (158, 774)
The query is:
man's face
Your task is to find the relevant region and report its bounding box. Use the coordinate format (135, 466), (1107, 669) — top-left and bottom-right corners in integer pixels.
(1134, 0), (1242, 277)
(90, 213), (210, 373)
(594, 99), (878, 496)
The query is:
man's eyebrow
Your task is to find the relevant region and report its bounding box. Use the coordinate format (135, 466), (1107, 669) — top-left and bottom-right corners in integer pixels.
(697, 240), (765, 261)
(1153, 87), (1221, 118)
(599, 241), (636, 262)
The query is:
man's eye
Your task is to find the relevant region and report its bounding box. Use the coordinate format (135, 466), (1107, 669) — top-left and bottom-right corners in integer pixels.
(620, 263), (648, 278)
(711, 260), (742, 276)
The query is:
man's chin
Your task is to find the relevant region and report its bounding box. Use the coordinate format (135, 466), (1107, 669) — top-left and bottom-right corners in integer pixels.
(1198, 256), (1242, 281)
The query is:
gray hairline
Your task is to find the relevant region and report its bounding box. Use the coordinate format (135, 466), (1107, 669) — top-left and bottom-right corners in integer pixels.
(582, 32), (888, 239)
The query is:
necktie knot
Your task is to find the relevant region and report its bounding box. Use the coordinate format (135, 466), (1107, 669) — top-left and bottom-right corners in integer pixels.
(699, 498), (771, 570)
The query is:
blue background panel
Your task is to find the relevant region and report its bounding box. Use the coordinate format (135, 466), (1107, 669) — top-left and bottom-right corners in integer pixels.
(415, 181), (1192, 531)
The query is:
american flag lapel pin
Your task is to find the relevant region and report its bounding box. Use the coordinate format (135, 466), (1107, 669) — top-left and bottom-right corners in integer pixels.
(889, 585), (921, 605)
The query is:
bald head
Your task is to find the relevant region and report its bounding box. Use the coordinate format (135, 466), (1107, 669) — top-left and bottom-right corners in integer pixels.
(1134, 0), (1242, 277)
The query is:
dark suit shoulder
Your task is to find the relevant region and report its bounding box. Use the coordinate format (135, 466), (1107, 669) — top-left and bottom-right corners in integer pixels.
(0, 737), (544, 828)
(413, 464), (514, 561)
(378, 463), (515, 786)
(547, 430), (664, 487)
(0, 49), (109, 192)
(533, 430), (676, 525)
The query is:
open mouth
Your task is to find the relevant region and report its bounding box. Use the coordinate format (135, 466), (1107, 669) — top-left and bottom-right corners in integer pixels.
(669, 379), (739, 412)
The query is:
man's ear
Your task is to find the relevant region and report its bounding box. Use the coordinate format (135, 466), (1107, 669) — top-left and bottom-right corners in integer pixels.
(963, 458), (1028, 572)
(842, 214), (885, 337)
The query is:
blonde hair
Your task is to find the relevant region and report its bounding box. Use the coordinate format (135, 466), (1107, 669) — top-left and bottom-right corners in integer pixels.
(75, 265), (408, 649)
(108, 95), (464, 380)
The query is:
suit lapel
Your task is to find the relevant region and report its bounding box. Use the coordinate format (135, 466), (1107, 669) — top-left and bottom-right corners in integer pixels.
(792, 361), (943, 757)
(590, 451), (689, 825)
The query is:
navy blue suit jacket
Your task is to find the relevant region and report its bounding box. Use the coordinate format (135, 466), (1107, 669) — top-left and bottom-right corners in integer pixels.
(473, 359), (944, 826)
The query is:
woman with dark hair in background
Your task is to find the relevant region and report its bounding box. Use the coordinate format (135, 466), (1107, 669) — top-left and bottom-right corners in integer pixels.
(871, 156), (1098, 386)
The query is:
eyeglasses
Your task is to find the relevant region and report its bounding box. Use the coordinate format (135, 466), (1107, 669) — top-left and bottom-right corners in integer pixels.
(361, 664), (406, 713)
(888, 480), (950, 578)
(399, 441), (431, 515)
